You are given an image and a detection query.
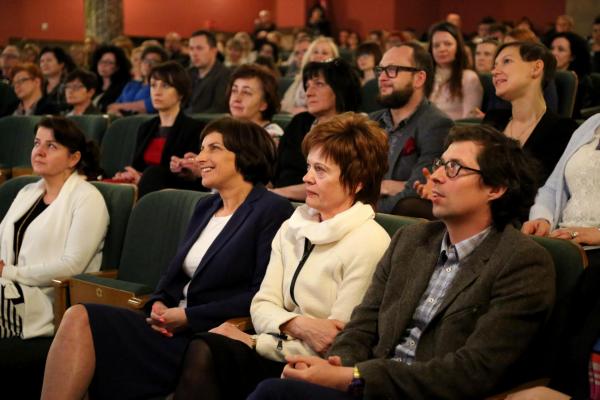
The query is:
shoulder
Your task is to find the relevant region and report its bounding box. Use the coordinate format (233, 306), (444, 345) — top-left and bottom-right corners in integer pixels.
(417, 102), (454, 128)
(540, 112), (578, 136)
(462, 69), (482, 85)
(343, 218), (390, 248)
(291, 111), (315, 125)
(249, 187), (294, 215)
(490, 225), (553, 268)
(178, 112), (205, 129)
(138, 115), (161, 131)
(368, 108), (387, 122)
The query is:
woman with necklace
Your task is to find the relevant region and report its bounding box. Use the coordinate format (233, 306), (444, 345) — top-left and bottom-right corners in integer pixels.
(483, 41), (577, 182)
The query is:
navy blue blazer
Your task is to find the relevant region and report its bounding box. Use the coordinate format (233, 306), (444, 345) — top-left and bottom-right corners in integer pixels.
(147, 185), (294, 332)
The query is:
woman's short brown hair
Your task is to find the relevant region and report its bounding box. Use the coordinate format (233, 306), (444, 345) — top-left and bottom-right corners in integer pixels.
(226, 64), (280, 120)
(11, 62), (43, 81)
(301, 112), (388, 207)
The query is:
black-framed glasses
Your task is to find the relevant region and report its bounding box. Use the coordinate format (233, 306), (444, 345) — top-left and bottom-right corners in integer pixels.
(432, 158), (482, 178)
(374, 65), (421, 78)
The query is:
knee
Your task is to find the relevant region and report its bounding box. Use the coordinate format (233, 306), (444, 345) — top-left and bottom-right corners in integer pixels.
(58, 304), (90, 332)
(248, 378), (287, 400)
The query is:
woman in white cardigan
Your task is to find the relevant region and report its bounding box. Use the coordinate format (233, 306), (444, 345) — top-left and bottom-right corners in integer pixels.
(0, 116), (108, 339)
(172, 113), (391, 400)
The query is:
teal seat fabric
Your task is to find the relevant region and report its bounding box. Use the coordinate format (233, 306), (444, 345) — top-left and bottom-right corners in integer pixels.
(375, 212), (422, 237)
(0, 116), (42, 171)
(67, 114), (110, 144)
(99, 115), (153, 177)
(0, 175), (40, 220)
(272, 113), (293, 130)
(555, 70), (578, 118)
(191, 113), (228, 125)
(478, 72), (494, 113)
(359, 79), (381, 113)
(277, 76), (295, 99)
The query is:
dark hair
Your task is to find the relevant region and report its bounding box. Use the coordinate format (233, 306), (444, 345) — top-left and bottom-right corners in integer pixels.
(479, 38), (500, 47)
(91, 45), (132, 86)
(489, 23), (508, 35)
(551, 32), (592, 78)
(149, 61), (192, 104)
(35, 117), (102, 180)
(227, 64), (280, 120)
(398, 42), (435, 97)
(496, 41), (557, 89)
(190, 30), (217, 48)
(200, 117), (276, 185)
(11, 63), (43, 82)
(480, 16), (496, 25)
(302, 58), (361, 113)
(141, 46), (169, 63)
(595, 15), (600, 25)
(301, 112), (389, 207)
(445, 124), (540, 228)
(356, 42), (383, 65)
(66, 69), (98, 91)
(257, 40), (279, 63)
(39, 46), (76, 74)
(428, 22), (468, 99)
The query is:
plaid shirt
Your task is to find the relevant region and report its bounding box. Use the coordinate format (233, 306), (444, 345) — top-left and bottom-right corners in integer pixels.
(393, 227), (492, 364)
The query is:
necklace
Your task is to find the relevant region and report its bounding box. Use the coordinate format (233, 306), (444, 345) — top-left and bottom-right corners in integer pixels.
(507, 108), (546, 145)
(14, 195), (44, 260)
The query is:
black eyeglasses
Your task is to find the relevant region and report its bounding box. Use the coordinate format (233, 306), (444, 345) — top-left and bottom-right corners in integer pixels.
(374, 65), (421, 78)
(432, 158), (482, 178)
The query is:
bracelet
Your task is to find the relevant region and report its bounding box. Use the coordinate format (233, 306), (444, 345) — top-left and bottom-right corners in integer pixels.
(249, 334), (258, 349)
(347, 365), (365, 397)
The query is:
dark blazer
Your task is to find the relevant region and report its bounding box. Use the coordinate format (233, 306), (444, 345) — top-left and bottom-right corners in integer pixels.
(330, 222), (555, 399)
(272, 111), (315, 188)
(95, 79), (129, 113)
(185, 60), (231, 114)
(147, 185), (294, 333)
(132, 110), (204, 172)
(484, 109), (577, 183)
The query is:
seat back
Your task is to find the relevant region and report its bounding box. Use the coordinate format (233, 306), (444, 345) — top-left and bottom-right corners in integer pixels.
(359, 79), (381, 113)
(67, 114), (110, 144)
(478, 72), (494, 113)
(272, 113), (293, 130)
(99, 115), (153, 177)
(116, 189), (210, 289)
(191, 113), (228, 125)
(0, 175), (40, 220)
(555, 70), (578, 118)
(277, 76), (295, 99)
(90, 181), (137, 269)
(0, 116), (41, 173)
(375, 212), (423, 237)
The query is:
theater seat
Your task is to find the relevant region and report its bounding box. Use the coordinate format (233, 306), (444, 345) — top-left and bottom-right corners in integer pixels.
(67, 114), (110, 144)
(0, 116), (42, 181)
(277, 76), (295, 99)
(555, 70), (578, 118)
(67, 189), (210, 310)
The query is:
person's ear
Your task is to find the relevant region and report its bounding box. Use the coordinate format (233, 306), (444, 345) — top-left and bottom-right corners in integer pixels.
(68, 151), (82, 169)
(487, 185), (507, 202)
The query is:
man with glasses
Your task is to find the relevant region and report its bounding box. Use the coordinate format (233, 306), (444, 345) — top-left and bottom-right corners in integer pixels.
(370, 42), (453, 214)
(249, 125), (555, 399)
(1, 45), (21, 81)
(11, 63), (58, 116)
(185, 30), (230, 114)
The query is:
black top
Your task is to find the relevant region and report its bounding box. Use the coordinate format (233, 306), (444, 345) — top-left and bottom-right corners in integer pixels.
(132, 110), (205, 173)
(272, 111), (316, 188)
(483, 109), (577, 183)
(13, 195), (48, 258)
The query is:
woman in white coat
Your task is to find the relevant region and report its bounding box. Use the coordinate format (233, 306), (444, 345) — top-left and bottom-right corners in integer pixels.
(0, 116), (108, 339)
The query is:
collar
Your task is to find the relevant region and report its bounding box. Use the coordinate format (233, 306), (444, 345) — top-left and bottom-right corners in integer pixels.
(382, 98), (430, 132)
(440, 226), (492, 262)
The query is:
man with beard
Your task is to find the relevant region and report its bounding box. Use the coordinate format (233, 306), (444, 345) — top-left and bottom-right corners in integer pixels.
(370, 43), (453, 213)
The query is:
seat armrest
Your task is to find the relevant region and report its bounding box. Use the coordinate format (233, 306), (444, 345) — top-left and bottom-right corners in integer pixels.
(226, 317), (254, 332)
(69, 274), (153, 310)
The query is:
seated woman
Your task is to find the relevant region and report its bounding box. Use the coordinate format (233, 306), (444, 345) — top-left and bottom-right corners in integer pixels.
(173, 112), (391, 400)
(90, 45), (132, 113)
(428, 22), (483, 120)
(11, 63), (59, 116)
(522, 114), (600, 266)
(40, 117), (294, 400)
(355, 41), (382, 86)
(39, 46), (77, 114)
(280, 36), (339, 115)
(484, 41), (578, 182)
(228, 63), (283, 143)
(110, 61), (205, 197)
(0, 116), (108, 339)
(64, 69), (101, 116)
(272, 58), (361, 201)
(107, 45), (168, 116)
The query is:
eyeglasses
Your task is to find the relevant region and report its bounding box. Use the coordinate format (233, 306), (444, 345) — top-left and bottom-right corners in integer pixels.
(375, 65), (422, 78)
(12, 77), (32, 87)
(142, 59), (160, 66)
(98, 60), (116, 66)
(65, 83), (85, 91)
(432, 158), (482, 178)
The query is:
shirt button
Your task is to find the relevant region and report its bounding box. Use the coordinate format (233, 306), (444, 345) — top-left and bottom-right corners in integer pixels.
(445, 267), (452, 272)
(428, 297), (435, 303)
(409, 340), (415, 347)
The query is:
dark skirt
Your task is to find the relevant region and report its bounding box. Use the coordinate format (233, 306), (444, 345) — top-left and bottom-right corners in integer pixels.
(192, 332), (285, 399)
(85, 303), (191, 400)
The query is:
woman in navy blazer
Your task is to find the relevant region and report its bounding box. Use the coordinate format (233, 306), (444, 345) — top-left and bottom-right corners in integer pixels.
(41, 117), (294, 400)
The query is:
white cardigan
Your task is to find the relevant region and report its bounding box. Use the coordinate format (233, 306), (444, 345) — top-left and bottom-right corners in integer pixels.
(0, 173), (108, 338)
(250, 202), (390, 362)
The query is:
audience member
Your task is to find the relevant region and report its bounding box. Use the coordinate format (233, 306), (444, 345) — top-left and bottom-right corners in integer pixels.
(428, 22), (483, 119)
(280, 36), (339, 115)
(472, 16), (496, 43)
(185, 30), (231, 114)
(1, 45), (21, 80)
(371, 42), (452, 214)
(551, 32), (595, 117)
(337, 29), (350, 48)
(173, 112), (391, 400)
(283, 36), (311, 78)
(555, 14), (574, 33)
(224, 38), (247, 69)
(446, 12), (462, 30)
(111, 35), (134, 57)
(515, 17), (536, 34)
(41, 117), (294, 400)
(90, 45), (132, 113)
(257, 40), (279, 64)
(248, 124), (554, 400)
(592, 16), (600, 73)
(39, 46), (76, 113)
(255, 55), (281, 79)
(12, 63), (59, 116)
(522, 114), (600, 266)
(82, 36), (98, 65)
(109, 45), (167, 116)
(347, 32), (360, 52)
(254, 9), (277, 35)
(69, 44), (87, 68)
(21, 43), (40, 64)
(272, 58), (361, 201)
(130, 46), (144, 81)
(0, 79), (18, 116)
(384, 31), (405, 51)
(0, 116), (108, 339)
(233, 32), (256, 63)
(484, 41), (577, 182)
(306, 5), (331, 37)
(111, 61), (204, 197)
(505, 27), (538, 43)
(355, 42), (382, 86)
(489, 23), (508, 42)
(367, 30), (384, 50)
(227, 64), (283, 142)
(164, 32), (190, 67)
(474, 38), (499, 73)
(64, 69), (100, 116)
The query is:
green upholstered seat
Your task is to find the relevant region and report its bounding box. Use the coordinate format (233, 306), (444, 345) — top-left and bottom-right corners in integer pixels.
(277, 76), (295, 100)
(0, 175), (39, 220)
(374, 212), (423, 237)
(478, 72), (494, 113)
(191, 113), (228, 125)
(67, 114), (110, 144)
(99, 115), (153, 177)
(555, 70), (578, 118)
(0, 116), (42, 177)
(272, 113), (293, 130)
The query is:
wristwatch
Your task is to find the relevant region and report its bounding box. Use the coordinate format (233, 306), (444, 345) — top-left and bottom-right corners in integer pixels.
(347, 365), (365, 397)
(249, 334), (258, 349)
